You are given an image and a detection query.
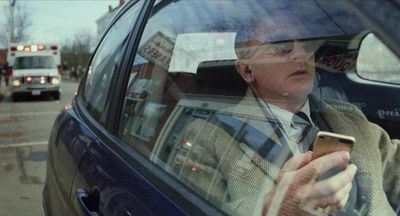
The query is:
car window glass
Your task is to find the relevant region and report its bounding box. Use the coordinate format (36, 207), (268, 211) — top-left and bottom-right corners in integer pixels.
(357, 33), (400, 84)
(82, 1), (143, 124)
(118, 1), (399, 215)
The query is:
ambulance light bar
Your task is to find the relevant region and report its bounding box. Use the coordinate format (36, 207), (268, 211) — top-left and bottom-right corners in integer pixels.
(9, 44), (57, 52)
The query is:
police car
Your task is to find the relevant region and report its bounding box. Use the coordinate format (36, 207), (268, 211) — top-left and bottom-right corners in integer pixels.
(7, 43), (62, 101)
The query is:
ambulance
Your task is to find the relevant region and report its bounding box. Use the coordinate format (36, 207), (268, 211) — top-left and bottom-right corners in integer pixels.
(7, 43), (62, 101)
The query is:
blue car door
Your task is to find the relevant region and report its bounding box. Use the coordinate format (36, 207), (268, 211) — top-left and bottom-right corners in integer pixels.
(44, 107), (98, 216)
(68, 0), (223, 215)
(71, 137), (189, 216)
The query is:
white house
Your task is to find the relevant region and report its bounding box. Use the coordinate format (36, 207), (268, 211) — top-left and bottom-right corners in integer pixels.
(96, 0), (125, 41)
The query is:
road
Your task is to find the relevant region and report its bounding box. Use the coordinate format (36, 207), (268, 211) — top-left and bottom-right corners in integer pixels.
(0, 80), (79, 216)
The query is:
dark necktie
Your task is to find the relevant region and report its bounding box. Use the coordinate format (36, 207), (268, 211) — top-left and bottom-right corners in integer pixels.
(292, 112), (318, 152)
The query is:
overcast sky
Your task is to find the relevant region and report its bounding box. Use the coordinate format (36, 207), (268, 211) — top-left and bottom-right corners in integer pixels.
(0, 0), (121, 48)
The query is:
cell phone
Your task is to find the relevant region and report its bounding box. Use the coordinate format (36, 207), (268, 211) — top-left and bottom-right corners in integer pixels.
(312, 131), (355, 160)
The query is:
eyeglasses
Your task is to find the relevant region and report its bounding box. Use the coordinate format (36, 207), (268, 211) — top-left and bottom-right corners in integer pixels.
(252, 39), (324, 57)
(273, 40), (323, 52)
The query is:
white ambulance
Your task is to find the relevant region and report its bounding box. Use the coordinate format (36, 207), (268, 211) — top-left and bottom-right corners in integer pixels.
(7, 43), (62, 101)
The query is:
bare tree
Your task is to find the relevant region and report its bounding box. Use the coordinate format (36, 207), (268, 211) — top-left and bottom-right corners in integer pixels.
(0, 1), (33, 45)
(61, 31), (95, 80)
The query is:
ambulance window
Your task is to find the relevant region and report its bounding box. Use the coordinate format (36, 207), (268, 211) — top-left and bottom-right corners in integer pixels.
(82, 1), (143, 124)
(14, 56), (55, 69)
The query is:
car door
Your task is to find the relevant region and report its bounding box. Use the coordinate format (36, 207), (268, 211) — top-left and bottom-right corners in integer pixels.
(70, 0), (400, 216)
(68, 1), (150, 215)
(69, 0), (236, 215)
(44, 106), (98, 216)
(70, 1), (224, 215)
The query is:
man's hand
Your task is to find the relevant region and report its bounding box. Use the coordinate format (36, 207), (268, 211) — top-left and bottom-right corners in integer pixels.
(262, 151), (357, 216)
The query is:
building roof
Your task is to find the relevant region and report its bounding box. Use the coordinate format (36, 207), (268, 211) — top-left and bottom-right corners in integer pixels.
(96, 0), (125, 24)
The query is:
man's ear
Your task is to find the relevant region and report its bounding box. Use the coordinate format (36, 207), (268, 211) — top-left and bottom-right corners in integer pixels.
(235, 60), (252, 83)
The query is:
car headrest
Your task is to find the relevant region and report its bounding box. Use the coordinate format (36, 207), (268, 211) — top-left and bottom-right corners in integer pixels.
(195, 60), (248, 97)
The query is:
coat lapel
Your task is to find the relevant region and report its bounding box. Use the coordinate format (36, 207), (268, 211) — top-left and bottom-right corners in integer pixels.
(317, 98), (374, 210)
(317, 99), (371, 174)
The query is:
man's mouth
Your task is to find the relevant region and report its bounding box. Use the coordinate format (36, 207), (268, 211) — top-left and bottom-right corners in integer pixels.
(290, 69), (309, 77)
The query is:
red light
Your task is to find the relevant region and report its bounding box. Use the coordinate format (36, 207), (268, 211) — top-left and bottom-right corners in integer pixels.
(50, 45), (58, 50)
(38, 44), (45, 51)
(40, 76), (46, 81)
(10, 46), (17, 51)
(26, 76), (32, 82)
(24, 46), (31, 52)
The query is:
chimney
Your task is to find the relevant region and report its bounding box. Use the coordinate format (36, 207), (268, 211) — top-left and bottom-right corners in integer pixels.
(119, 0), (125, 6)
(108, 5), (112, 12)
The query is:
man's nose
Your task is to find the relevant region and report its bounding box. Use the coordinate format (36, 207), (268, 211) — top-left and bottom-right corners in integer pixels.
(288, 41), (311, 61)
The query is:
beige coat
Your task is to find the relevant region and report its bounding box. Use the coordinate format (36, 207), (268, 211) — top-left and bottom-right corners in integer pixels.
(177, 93), (400, 216)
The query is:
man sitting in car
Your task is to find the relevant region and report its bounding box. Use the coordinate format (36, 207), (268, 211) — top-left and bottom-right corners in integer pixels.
(178, 13), (400, 216)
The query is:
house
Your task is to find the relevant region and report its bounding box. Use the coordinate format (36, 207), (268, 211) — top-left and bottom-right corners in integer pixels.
(96, 0), (125, 40)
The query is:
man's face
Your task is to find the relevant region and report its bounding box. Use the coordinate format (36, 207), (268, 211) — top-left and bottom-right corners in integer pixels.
(239, 39), (317, 102)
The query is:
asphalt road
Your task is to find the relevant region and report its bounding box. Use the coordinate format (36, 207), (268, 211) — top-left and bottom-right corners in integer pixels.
(0, 80), (79, 216)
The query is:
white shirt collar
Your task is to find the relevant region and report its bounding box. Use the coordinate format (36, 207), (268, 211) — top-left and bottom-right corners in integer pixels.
(258, 98), (313, 133)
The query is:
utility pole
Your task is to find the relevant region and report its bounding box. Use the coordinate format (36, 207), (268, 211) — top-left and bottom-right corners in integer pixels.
(9, 0), (16, 43)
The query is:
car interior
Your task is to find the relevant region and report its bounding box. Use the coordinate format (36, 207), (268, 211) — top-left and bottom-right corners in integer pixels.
(116, 27), (400, 211)
(121, 31), (400, 161)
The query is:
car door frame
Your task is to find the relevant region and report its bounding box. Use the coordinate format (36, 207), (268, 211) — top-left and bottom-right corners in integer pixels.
(74, 0), (227, 215)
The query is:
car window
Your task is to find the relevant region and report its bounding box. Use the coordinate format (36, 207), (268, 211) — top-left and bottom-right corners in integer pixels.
(82, 1), (143, 124)
(357, 33), (400, 84)
(118, 1), (400, 215)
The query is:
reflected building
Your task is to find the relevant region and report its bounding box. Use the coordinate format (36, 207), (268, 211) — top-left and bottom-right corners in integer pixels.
(96, 0), (126, 41)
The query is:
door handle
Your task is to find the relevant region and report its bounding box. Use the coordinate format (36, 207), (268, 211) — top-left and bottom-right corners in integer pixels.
(76, 188), (99, 216)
